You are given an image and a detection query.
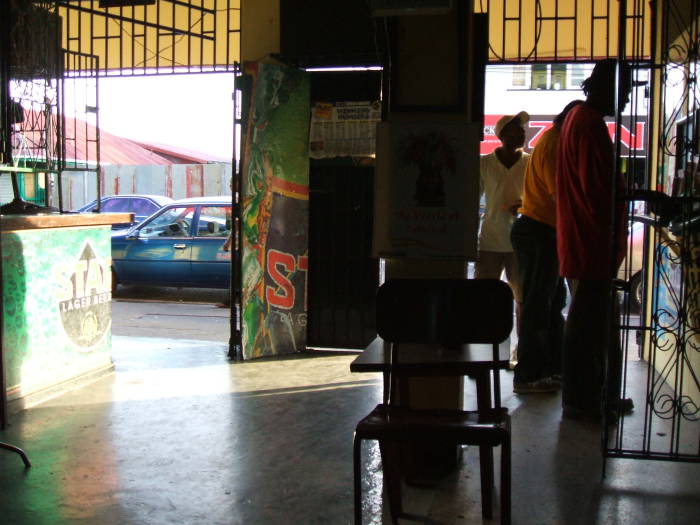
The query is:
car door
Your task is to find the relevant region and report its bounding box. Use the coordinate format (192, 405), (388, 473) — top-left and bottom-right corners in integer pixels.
(190, 204), (233, 288)
(118, 205), (196, 286)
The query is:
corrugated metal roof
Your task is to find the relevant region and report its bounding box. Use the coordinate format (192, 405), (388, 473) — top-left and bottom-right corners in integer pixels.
(63, 117), (173, 166)
(13, 110), (222, 166)
(132, 141), (231, 164)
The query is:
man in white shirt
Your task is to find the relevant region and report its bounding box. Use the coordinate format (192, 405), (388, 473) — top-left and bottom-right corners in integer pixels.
(476, 111), (530, 305)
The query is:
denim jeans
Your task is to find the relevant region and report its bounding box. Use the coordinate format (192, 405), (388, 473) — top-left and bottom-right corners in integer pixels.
(511, 215), (565, 383)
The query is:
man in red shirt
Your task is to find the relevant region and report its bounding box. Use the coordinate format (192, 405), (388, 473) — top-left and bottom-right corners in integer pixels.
(556, 59), (635, 422)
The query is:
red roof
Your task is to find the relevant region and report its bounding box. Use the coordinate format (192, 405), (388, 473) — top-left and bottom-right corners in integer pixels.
(132, 141), (231, 163)
(13, 110), (223, 166)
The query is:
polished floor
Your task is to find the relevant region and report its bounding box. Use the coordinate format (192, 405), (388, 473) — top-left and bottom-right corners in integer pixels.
(1, 336), (699, 525)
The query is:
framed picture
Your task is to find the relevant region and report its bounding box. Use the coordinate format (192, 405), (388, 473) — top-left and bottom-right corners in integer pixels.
(373, 120), (481, 259)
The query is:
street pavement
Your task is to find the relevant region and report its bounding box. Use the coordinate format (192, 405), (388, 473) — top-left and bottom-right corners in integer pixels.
(111, 285), (234, 342)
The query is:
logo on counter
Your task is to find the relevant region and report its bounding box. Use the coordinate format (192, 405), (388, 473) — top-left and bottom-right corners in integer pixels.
(55, 241), (112, 350)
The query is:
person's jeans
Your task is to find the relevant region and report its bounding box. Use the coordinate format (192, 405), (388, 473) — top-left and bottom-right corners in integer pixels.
(562, 279), (622, 413)
(511, 215), (565, 383)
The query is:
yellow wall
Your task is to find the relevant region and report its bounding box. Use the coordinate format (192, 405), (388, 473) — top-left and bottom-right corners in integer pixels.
(241, 0), (279, 62)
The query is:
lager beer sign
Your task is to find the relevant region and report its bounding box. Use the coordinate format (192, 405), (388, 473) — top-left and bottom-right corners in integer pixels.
(55, 241), (112, 349)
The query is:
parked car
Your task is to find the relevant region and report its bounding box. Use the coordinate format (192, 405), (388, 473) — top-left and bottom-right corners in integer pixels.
(111, 196), (235, 290)
(76, 194), (174, 229)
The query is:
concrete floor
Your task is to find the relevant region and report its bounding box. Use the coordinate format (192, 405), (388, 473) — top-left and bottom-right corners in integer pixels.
(1, 336), (699, 525)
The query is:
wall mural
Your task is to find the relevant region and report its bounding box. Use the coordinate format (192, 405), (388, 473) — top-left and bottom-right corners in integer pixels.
(240, 62), (310, 359)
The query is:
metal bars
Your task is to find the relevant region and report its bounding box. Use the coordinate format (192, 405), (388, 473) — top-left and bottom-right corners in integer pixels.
(476, 0), (652, 63)
(606, 0), (700, 464)
(474, 1), (696, 465)
(57, 0), (240, 76)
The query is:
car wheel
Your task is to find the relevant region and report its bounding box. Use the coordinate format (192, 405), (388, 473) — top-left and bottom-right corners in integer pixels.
(628, 272), (642, 313)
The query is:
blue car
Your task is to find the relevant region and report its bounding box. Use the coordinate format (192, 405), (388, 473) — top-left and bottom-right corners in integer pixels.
(77, 194), (174, 229)
(111, 196), (235, 290)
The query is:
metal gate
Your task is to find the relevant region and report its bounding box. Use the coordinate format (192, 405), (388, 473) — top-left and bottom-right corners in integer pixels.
(304, 70), (382, 351)
(306, 164), (378, 350)
(471, 0), (699, 466)
(607, 0), (700, 463)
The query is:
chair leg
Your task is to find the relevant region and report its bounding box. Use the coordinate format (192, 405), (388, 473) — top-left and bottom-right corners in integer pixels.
(500, 436), (511, 525)
(379, 440), (403, 524)
(479, 445), (494, 519)
(0, 442), (31, 468)
(353, 434), (363, 525)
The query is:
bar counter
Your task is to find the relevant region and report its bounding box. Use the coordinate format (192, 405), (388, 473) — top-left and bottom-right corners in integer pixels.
(1, 212), (132, 410)
(1, 212), (132, 231)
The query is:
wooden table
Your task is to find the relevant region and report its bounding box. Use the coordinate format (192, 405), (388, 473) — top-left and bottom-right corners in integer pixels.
(351, 336), (510, 409)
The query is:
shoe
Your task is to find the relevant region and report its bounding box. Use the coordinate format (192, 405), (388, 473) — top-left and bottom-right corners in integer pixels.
(608, 397), (634, 414)
(563, 399), (634, 424)
(562, 405), (601, 423)
(513, 377), (561, 394)
(509, 346), (518, 370)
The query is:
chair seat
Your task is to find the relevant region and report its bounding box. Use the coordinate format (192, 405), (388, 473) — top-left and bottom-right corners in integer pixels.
(356, 404), (510, 444)
(354, 403), (511, 524)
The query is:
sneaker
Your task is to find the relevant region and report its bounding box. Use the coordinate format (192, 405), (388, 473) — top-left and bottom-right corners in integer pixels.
(509, 346), (518, 370)
(513, 377), (561, 394)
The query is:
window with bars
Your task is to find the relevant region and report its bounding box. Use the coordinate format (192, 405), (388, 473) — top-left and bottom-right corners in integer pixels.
(511, 64), (590, 90)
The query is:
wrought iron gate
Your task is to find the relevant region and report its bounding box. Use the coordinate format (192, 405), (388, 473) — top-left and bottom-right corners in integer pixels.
(473, 0), (699, 464)
(607, 0), (700, 463)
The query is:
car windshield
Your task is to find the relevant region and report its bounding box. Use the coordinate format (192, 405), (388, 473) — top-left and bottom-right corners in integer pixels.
(138, 206), (196, 238)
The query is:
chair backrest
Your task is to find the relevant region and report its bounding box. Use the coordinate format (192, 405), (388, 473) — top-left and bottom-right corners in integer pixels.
(376, 278), (513, 346)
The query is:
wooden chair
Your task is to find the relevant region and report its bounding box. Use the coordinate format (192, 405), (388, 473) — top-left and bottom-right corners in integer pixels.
(353, 278), (513, 525)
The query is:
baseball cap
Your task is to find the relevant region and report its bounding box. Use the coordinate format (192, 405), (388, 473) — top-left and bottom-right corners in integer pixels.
(494, 111), (530, 138)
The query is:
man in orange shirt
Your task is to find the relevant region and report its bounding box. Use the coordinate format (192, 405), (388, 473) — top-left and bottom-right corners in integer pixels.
(511, 100), (582, 394)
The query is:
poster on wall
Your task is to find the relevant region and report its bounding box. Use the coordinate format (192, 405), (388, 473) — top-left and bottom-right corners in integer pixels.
(309, 100), (381, 158)
(240, 61), (310, 359)
(373, 120), (481, 259)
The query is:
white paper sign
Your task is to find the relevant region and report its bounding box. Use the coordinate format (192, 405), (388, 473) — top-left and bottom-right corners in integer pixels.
(373, 120), (481, 259)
